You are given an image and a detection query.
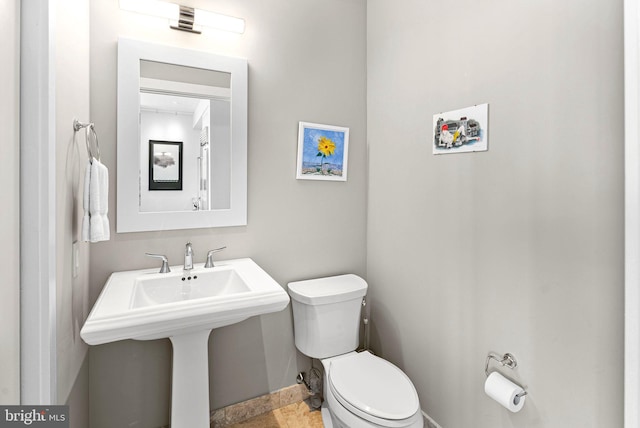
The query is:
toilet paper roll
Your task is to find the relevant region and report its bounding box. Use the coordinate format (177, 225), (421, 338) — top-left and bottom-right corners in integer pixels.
(484, 371), (526, 412)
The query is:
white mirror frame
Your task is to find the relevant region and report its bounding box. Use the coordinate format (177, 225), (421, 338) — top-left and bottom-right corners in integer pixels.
(117, 38), (247, 232)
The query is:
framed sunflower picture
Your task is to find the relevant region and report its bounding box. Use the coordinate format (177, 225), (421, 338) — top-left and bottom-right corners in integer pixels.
(296, 122), (350, 181)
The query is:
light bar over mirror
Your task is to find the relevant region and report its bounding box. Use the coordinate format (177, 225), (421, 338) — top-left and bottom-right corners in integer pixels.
(119, 0), (245, 34)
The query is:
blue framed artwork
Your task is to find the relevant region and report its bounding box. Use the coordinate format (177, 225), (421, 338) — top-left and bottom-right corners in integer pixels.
(296, 122), (350, 181)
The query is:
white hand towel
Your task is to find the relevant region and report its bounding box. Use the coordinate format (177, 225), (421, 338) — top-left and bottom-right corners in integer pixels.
(82, 158), (111, 242)
(97, 159), (110, 240)
(81, 163), (91, 242)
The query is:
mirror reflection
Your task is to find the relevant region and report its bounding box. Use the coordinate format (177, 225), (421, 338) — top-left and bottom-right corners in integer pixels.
(117, 38), (247, 232)
(139, 60), (231, 212)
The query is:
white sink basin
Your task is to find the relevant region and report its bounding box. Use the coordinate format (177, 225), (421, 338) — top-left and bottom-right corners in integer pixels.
(81, 258), (290, 344)
(131, 268), (251, 309)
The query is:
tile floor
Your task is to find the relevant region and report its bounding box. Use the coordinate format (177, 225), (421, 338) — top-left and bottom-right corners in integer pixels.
(224, 400), (324, 428)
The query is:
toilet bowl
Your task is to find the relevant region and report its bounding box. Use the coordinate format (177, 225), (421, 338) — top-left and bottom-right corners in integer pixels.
(321, 351), (424, 428)
(288, 275), (423, 428)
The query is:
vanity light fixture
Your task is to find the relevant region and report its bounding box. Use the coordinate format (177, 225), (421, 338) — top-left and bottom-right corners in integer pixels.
(119, 0), (245, 34)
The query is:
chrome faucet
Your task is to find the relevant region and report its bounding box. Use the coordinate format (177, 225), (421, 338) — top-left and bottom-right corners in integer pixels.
(204, 246), (227, 268)
(184, 242), (194, 275)
(145, 253), (171, 273)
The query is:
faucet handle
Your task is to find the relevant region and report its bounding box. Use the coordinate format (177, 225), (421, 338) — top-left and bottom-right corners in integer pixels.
(145, 253), (171, 273)
(204, 247), (227, 268)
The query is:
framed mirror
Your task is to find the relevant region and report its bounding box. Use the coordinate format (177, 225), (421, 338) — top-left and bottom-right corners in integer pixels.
(117, 38), (247, 232)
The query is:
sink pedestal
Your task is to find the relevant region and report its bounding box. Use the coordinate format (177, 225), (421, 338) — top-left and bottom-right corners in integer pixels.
(169, 329), (212, 428)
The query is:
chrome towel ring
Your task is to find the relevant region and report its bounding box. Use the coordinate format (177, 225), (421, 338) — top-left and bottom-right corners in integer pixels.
(73, 118), (100, 163)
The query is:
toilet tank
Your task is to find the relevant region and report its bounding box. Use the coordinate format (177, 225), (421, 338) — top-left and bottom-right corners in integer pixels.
(288, 274), (367, 359)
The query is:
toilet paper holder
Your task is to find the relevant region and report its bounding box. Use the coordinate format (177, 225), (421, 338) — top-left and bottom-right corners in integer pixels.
(485, 352), (528, 398)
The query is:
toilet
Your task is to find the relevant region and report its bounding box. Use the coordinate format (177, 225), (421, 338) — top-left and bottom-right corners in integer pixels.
(288, 274), (423, 428)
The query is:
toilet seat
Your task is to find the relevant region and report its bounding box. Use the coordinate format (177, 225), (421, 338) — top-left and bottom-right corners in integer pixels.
(328, 351), (420, 426)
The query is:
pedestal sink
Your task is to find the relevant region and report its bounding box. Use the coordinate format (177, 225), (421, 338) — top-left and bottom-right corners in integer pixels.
(81, 258), (290, 428)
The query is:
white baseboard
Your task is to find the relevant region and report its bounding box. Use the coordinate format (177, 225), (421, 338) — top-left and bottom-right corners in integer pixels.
(422, 410), (443, 428)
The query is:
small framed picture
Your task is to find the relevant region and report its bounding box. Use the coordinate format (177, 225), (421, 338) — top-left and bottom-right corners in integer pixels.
(149, 140), (183, 191)
(296, 122), (350, 181)
(432, 103), (489, 155)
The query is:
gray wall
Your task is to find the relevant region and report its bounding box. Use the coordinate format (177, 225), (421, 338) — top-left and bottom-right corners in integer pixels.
(367, 1), (624, 427)
(0, 0), (20, 405)
(54, 0), (91, 425)
(89, 0), (367, 426)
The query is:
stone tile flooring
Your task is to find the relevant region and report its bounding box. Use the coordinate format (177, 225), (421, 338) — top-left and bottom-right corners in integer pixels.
(224, 401), (324, 428)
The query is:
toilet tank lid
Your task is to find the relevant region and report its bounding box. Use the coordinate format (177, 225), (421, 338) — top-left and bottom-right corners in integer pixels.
(288, 274), (367, 305)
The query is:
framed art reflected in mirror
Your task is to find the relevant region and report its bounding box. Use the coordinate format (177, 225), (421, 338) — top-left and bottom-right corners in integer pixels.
(149, 140), (183, 191)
